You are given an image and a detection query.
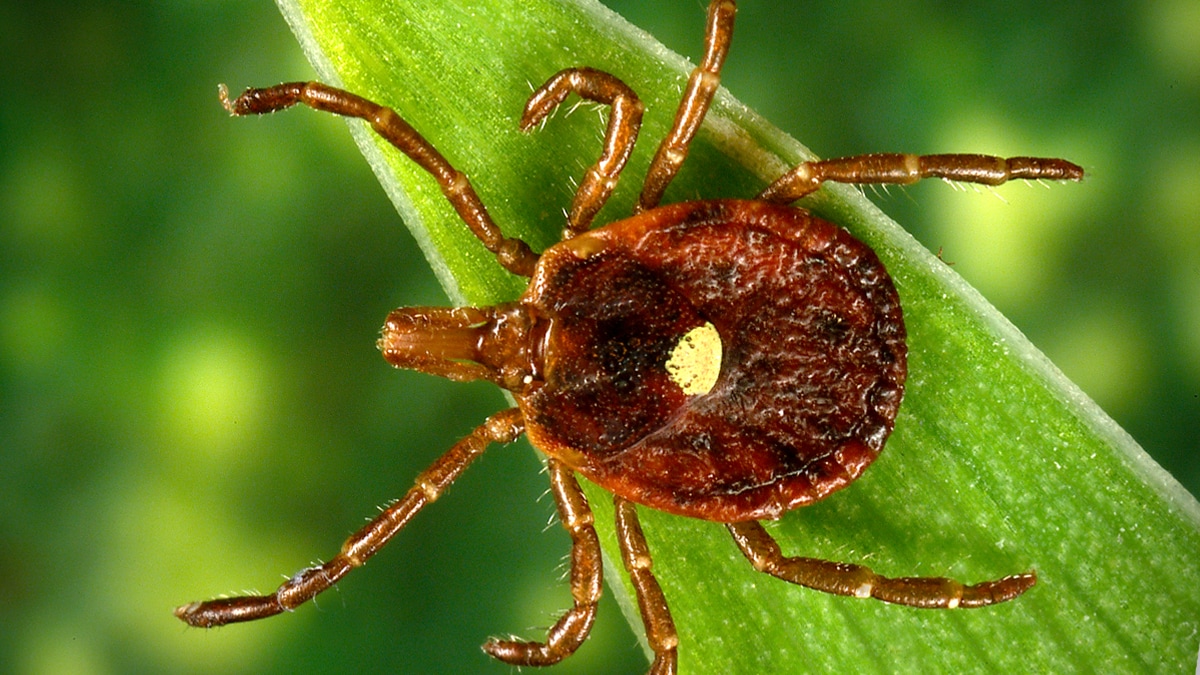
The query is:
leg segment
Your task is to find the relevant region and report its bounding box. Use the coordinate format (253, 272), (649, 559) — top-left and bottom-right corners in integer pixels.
(175, 408), (525, 627)
(521, 68), (644, 238)
(636, 0), (738, 214)
(219, 83), (539, 277)
(727, 521), (1036, 609)
(615, 497), (678, 675)
(759, 152), (1084, 204)
(483, 459), (602, 666)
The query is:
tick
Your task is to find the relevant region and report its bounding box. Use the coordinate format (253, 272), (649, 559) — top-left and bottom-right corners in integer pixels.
(177, 2), (1083, 672)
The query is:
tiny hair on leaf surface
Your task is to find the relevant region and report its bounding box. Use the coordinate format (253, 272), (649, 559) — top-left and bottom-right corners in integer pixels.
(190, 0), (1200, 672)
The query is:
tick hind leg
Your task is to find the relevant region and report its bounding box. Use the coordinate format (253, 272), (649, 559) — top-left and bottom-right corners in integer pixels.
(175, 408), (524, 628)
(483, 459), (603, 666)
(759, 152), (1084, 204)
(727, 521), (1036, 609)
(219, 82), (540, 277)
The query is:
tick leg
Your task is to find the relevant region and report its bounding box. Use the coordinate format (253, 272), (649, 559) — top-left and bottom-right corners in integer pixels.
(522, 68), (644, 238)
(636, 0), (737, 214)
(175, 408), (525, 628)
(615, 497), (679, 675)
(759, 152), (1084, 204)
(727, 521), (1037, 609)
(483, 460), (602, 666)
(219, 82), (539, 277)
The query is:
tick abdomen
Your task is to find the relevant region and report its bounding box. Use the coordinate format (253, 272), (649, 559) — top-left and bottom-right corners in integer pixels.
(521, 200), (906, 521)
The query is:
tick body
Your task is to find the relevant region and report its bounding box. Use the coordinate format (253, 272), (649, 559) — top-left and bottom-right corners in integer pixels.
(510, 198), (904, 522)
(179, 2), (1082, 672)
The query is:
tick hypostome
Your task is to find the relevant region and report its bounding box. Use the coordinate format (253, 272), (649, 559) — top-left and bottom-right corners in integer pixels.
(179, 1), (1082, 672)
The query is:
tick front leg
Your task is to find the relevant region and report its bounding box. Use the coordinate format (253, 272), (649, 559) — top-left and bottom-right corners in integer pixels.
(615, 497), (678, 675)
(636, 0), (737, 214)
(759, 152), (1084, 204)
(522, 68), (644, 238)
(727, 521), (1036, 609)
(483, 459), (602, 666)
(219, 82), (539, 277)
(175, 408), (525, 628)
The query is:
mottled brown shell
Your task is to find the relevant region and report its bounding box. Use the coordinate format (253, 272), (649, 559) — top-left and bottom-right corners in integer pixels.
(517, 199), (906, 522)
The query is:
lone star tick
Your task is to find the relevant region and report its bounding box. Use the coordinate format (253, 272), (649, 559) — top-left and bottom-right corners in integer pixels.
(177, 1), (1083, 672)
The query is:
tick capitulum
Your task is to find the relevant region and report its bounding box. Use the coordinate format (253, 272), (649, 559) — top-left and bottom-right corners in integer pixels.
(179, 2), (1082, 672)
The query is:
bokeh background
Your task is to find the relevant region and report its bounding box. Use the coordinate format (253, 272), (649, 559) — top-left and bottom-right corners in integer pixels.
(2, 1), (1197, 673)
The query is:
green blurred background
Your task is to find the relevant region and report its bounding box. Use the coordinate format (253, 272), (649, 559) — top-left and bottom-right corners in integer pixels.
(2, 1), (1197, 673)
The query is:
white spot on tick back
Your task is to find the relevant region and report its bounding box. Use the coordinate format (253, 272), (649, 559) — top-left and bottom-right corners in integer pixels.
(666, 322), (722, 396)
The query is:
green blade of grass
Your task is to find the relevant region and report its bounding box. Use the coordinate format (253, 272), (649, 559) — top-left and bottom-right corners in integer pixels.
(272, 0), (1200, 671)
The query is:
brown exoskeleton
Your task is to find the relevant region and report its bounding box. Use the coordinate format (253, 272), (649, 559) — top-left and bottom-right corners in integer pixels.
(177, 2), (1082, 672)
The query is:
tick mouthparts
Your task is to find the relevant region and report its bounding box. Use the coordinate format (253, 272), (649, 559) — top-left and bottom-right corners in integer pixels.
(378, 307), (490, 365)
(377, 304), (545, 392)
